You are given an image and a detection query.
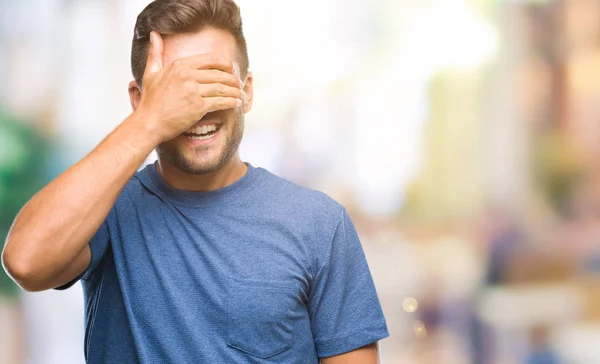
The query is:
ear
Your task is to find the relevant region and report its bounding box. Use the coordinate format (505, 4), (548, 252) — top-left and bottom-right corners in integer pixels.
(128, 80), (142, 111)
(242, 71), (254, 114)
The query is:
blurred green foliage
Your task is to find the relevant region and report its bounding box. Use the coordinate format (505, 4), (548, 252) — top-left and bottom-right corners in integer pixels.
(533, 131), (584, 216)
(0, 106), (50, 298)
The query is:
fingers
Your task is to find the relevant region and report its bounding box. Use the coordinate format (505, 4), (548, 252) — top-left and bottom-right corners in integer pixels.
(173, 53), (236, 74)
(144, 31), (164, 76)
(195, 83), (242, 99)
(203, 97), (242, 113)
(189, 69), (242, 89)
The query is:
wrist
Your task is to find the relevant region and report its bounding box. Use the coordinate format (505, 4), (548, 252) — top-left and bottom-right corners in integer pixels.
(120, 111), (162, 154)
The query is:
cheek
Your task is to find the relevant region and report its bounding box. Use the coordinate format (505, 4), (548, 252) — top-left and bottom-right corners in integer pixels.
(219, 111), (240, 127)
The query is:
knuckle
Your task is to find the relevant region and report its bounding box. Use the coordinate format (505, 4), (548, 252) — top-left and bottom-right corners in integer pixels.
(217, 85), (227, 95)
(171, 59), (183, 69)
(177, 67), (190, 79)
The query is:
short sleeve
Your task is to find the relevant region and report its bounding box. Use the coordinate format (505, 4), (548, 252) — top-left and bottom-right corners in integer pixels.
(308, 208), (389, 358)
(54, 219), (110, 290)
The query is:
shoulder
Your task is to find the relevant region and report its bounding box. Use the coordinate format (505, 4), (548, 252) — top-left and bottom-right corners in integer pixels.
(254, 168), (348, 255)
(120, 166), (151, 199)
(256, 169), (362, 274)
(256, 167), (344, 221)
(109, 164), (156, 211)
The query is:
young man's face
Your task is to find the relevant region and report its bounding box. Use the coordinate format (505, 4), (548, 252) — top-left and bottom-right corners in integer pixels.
(150, 28), (252, 175)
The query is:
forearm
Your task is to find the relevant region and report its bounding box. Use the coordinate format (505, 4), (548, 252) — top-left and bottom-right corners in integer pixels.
(2, 113), (158, 288)
(320, 343), (379, 364)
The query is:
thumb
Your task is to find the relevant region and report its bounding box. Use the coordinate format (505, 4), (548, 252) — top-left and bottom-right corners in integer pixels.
(145, 31), (164, 76)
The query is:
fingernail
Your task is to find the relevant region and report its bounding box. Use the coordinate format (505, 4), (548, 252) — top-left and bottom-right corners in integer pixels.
(241, 90), (247, 100)
(237, 99), (242, 107)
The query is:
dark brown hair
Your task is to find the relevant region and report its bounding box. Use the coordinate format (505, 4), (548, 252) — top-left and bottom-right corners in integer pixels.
(131, 0), (249, 86)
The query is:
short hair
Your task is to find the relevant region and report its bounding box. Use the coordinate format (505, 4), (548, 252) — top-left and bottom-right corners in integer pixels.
(131, 0), (249, 86)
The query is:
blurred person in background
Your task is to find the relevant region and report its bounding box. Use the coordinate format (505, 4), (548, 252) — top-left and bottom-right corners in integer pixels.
(1, 0), (388, 363)
(526, 326), (560, 364)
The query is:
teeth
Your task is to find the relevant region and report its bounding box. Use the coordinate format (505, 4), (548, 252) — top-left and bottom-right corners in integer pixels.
(186, 124), (217, 135)
(187, 133), (214, 141)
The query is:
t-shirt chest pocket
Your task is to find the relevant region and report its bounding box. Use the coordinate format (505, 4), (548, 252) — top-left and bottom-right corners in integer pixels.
(226, 278), (305, 359)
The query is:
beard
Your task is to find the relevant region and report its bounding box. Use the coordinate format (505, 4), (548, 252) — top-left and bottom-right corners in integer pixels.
(156, 108), (245, 175)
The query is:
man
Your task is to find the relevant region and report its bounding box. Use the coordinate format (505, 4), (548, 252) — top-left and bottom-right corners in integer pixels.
(2, 0), (389, 362)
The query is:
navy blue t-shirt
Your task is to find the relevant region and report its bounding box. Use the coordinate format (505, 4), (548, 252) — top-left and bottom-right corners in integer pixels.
(66, 163), (388, 363)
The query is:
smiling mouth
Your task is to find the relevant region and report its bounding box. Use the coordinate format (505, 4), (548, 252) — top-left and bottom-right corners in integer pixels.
(182, 123), (221, 140)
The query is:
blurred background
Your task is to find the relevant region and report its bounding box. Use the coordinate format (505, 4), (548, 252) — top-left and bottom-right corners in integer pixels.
(2, 0), (600, 363)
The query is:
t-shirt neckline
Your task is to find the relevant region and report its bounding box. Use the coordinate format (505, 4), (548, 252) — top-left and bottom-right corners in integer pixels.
(142, 161), (260, 207)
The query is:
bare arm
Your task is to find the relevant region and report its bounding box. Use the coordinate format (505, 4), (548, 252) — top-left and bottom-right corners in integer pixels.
(2, 32), (243, 291)
(320, 343), (379, 364)
(1, 118), (158, 291)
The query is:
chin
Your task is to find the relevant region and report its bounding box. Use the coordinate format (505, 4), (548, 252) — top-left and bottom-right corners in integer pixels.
(178, 159), (222, 175)
(180, 152), (231, 174)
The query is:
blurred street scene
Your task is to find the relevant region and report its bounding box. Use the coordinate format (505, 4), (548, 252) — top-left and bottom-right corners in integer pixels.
(3, 0), (600, 363)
